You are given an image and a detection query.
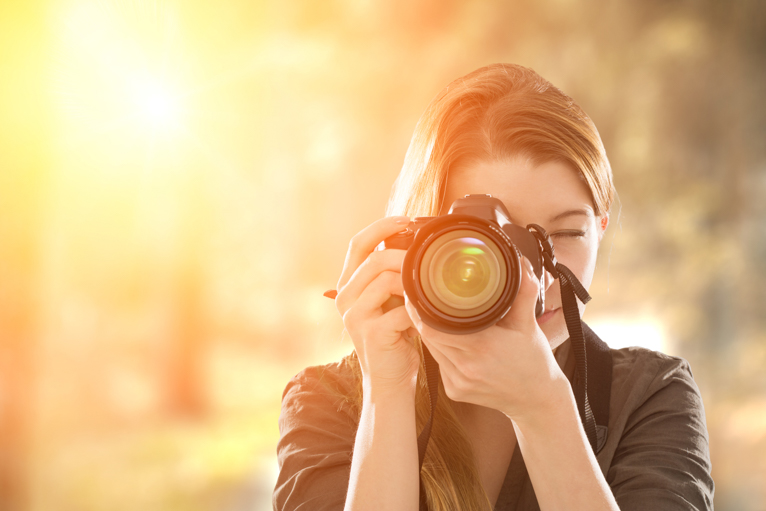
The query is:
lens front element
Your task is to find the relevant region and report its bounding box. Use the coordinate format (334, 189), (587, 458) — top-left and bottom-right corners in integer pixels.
(420, 230), (507, 318)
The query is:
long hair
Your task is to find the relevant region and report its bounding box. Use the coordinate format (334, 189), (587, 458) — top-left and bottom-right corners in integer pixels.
(351, 63), (615, 510)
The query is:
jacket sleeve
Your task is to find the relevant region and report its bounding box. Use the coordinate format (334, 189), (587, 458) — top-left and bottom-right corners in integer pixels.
(606, 356), (715, 510)
(273, 365), (358, 511)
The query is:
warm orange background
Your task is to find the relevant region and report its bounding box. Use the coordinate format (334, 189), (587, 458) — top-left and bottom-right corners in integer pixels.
(1, 0), (764, 510)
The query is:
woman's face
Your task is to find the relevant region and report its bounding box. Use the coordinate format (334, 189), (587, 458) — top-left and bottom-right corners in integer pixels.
(440, 156), (608, 351)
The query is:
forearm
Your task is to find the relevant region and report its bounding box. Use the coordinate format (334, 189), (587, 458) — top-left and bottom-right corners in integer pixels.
(344, 381), (419, 511)
(511, 381), (620, 511)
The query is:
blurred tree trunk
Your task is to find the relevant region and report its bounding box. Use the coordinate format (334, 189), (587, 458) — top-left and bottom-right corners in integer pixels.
(0, 2), (48, 509)
(166, 170), (209, 417)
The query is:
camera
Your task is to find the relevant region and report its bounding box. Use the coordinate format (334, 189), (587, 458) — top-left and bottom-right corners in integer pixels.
(382, 194), (548, 334)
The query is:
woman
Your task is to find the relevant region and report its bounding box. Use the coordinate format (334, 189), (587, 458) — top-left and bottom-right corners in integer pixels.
(273, 63), (714, 511)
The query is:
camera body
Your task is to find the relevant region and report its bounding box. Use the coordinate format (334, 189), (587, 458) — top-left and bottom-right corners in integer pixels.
(383, 194), (546, 334)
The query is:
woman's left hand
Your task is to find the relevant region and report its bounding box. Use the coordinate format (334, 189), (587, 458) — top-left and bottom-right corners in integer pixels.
(405, 256), (570, 422)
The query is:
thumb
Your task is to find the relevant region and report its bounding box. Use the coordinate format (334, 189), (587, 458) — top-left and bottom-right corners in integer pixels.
(498, 256), (540, 329)
(404, 293), (424, 332)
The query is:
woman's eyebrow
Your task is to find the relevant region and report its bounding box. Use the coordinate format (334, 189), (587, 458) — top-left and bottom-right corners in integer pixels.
(548, 208), (593, 223)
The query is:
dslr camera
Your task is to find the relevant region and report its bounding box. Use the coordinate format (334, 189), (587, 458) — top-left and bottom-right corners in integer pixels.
(383, 194), (551, 334)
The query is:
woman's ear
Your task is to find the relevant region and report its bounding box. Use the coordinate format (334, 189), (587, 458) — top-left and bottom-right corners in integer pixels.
(598, 213), (609, 242)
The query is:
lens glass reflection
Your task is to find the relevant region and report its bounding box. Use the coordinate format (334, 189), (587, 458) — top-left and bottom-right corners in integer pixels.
(428, 235), (502, 312)
(441, 242), (491, 298)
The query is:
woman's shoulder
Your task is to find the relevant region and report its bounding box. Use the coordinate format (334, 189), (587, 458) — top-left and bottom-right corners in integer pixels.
(600, 347), (713, 509)
(606, 344), (706, 439)
(283, 351), (358, 392)
(275, 354), (361, 510)
(610, 345), (697, 400)
(280, 352), (360, 422)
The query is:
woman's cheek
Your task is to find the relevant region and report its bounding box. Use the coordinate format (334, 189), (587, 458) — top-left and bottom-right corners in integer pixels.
(554, 237), (599, 290)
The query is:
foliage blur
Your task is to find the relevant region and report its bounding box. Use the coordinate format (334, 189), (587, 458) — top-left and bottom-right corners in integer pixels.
(0, 0), (764, 509)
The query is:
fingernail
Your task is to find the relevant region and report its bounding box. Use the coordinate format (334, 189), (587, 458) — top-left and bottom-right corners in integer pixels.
(393, 216), (410, 224)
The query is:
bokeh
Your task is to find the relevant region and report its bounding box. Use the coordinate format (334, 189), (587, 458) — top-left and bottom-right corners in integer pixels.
(1, 0), (764, 510)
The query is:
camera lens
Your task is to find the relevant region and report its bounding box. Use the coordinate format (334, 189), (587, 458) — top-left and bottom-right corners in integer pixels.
(435, 238), (497, 301)
(441, 242), (492, 298)
(419, 230), (507, 317)
(399, 204), (530, 334)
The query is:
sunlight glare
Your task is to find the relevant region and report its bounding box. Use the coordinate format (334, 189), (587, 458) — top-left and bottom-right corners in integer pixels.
(588, 318), (668, 353)
(130, 77), (180, 131)
(55, 0), (188, 146)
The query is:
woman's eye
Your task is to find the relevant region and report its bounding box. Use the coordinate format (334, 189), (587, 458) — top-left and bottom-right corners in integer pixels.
(551, 230), (586, 239)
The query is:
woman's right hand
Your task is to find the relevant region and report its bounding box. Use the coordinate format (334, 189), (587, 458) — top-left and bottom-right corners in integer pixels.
(335, 216), (421, 397)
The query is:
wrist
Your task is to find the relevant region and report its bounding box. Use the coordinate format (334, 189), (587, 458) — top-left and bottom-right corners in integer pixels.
(362, 374), (418, 405)
(509, 373), (575, 431)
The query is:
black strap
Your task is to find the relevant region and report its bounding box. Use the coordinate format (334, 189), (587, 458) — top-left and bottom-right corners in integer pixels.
(581, 322), (612, 433)
(556, 262), (598, 452)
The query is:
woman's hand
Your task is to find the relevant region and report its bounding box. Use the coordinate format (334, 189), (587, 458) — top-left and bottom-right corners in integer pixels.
(335, 216), (421, 397)
(406, 257), (570, 421)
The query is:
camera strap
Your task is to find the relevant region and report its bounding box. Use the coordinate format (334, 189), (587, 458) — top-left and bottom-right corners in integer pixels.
(527, 223), (598, 452)
(416, 226), (599, 510)
(555, 262), (598, 451)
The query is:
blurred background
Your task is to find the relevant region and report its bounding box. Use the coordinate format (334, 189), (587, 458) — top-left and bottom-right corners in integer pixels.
(1, 0), (764, 509)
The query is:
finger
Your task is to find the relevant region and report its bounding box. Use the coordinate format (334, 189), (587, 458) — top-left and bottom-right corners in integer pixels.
(420, 336), (454, 372)
(420, 336), (464, 400)
(404, 295), (471, 353)
(353, 270), (405, 316)
(337, 216), (411, 290)
(335, 249), (406, 315)
(498, 256), (540, 329)
(379, 305), (415, 333)
(404, 294), (423, 331)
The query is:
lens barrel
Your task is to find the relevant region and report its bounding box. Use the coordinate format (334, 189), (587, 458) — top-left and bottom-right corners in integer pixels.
(401, 214), (522, 334)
